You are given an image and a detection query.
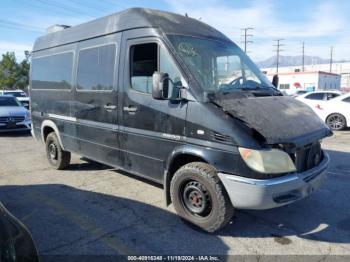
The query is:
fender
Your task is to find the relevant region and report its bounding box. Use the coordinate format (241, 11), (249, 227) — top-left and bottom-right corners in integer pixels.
(41, 120), (65, 150)
(163, 144), (213, 206)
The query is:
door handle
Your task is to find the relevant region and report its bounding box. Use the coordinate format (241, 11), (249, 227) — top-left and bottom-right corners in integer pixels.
(123, 106), (138, 113)
(104, 104), (117, 111)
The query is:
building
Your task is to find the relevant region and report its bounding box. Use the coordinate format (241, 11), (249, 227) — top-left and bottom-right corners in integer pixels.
(264, 71), (341, 95)
(261, 61), (350, 92)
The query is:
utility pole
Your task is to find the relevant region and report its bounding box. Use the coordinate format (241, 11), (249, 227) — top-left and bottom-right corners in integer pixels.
(330, 46), (333, 73)
(273, 39), (285, 73)
(241, 27), (254, 53)
(302, 42), (305, 72)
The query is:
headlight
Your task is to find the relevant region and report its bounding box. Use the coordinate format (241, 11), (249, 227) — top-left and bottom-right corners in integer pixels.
(238, 147), (296, 174)
(25, 111), (31, 120)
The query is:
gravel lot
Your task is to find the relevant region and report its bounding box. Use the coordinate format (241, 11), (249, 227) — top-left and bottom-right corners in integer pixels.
(0, 131), (349, 259)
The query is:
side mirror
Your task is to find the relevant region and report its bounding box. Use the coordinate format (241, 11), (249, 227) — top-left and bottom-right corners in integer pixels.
(272, 74), (279, 88)
(152, 72), (169, 100)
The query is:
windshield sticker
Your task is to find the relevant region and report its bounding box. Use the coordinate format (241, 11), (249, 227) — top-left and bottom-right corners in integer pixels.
(178, 42), (197, 57)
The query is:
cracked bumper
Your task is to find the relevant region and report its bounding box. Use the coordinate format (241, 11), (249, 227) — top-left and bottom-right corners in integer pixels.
(218, 152), (329, 210)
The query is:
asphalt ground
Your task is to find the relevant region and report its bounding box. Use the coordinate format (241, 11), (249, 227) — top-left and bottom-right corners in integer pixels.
(0, 131), (349, 260)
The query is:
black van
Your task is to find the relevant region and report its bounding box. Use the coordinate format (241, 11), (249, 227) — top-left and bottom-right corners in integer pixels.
(30, 8), (331, 232)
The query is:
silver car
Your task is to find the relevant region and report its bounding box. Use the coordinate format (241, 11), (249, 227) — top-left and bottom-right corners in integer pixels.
(0, 95), (31, 132)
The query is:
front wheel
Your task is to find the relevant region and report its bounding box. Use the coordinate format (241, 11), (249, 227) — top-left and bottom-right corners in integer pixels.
(170, 162), (234, 233)
(45, 132), (71, 170)
(326, 113), (347, 130)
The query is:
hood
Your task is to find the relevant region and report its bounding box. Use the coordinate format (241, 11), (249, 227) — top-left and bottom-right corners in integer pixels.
(212, 94), (332, 146)
(0, 106), (27, 117)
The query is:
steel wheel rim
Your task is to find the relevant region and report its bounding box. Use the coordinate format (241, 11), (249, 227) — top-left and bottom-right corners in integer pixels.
(48, 142), (58, 161)
(181, 180), (212, 216)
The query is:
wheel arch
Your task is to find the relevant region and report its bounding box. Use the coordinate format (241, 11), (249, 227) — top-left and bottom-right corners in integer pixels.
(41, 120), (65, 150)
(164, 145), (211, 206)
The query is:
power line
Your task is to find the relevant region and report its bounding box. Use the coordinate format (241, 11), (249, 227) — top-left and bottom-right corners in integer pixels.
(241, 27), (254, 53)
(273, 39), (285, 73)
(34, 0), (94, 18)
(66, 0), (113, 14)
(0, 19), (44, 32)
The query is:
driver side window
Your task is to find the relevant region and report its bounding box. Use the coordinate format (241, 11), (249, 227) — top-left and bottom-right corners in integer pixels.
(129, 42), (183, 98)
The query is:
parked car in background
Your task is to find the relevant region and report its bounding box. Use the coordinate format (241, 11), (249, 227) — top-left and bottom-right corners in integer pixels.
(0, 96), (31, 133)
(0, 201), (38, 262)
(295, 90), (342, 111)
(313, 93), (350, 130)
(291, 90), (309, 97)
(0, 90), (30, 109)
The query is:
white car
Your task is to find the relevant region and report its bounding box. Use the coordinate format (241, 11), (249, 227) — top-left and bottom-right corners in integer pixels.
(295, 90), (342, 112)
(312, 93), (350, 130)
(0, 90), (30, 109)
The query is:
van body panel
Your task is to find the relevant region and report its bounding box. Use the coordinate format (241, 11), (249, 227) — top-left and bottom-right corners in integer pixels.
(118, 32), (188, 181)
(30, 43), (79, 152)
(72, 33), (121, 166)
(33, 8), (229, 52)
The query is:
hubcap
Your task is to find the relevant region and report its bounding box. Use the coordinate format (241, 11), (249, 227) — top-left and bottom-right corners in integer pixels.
(182, 180), (211, 216)
(48, 143), (58, 160)
(328, 115), (343, 129)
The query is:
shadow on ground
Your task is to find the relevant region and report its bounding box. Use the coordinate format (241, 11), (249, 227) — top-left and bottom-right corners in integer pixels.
(0, 184), (228, 256)
(0, 130), (31, 137)
(0, 150), (349, 256)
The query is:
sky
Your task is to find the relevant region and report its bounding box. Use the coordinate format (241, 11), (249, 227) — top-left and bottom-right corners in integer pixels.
(0, 0), (349, 62)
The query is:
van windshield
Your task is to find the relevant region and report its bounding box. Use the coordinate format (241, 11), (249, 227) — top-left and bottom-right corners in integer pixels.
(167, 35), (274, 96)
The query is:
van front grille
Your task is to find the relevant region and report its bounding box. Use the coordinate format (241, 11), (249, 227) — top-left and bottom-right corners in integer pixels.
(293, 142), (322, 172)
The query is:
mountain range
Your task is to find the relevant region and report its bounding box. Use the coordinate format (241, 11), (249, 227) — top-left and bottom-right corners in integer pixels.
(256, 55), (348, 68)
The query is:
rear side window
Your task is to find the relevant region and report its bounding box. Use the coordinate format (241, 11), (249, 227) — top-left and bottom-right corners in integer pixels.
(32, 52), (73, 90)
(342, 96), (350, 103)
(77, 44), (116, 91)
(305, 93), (324, 100)
(325, 93), (340, 100)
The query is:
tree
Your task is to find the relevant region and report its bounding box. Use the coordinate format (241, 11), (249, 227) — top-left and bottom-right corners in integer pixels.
(0, 51), (30, 90)
(0, 52), (19, 89)
(16, 51), (30, 90)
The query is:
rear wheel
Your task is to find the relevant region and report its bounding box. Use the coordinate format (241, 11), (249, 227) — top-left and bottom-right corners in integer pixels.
(170, 162), (234, 233)
(326, 113), (346, 130)
(45, 132), (70, 169)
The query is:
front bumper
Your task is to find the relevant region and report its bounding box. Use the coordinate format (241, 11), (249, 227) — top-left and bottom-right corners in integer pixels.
(218, 151), (329, 210)
(0, 120), (31, 132)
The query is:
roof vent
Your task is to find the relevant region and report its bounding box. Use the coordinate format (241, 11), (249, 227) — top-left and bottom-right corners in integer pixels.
(45, 24), (71, 34)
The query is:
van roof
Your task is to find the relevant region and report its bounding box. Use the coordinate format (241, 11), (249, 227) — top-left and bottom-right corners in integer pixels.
(33, 8), (229, 52)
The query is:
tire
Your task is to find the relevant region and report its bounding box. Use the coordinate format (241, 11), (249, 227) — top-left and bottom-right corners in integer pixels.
(45, 132), (71, 170)
(170, 162), (234, 233)
(326, 113), (347, 131)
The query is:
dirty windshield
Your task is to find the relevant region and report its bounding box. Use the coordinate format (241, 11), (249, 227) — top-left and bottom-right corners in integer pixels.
(167, 35), (274, 95)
